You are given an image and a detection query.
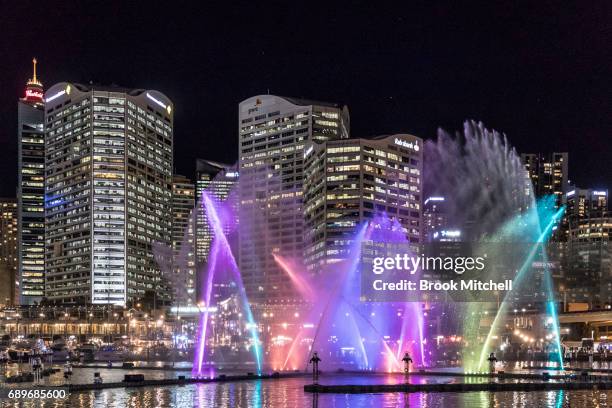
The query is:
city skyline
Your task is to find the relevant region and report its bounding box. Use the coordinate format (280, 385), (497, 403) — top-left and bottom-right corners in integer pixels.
(0, 2), (610, 199)
(0, 5), (611, 406)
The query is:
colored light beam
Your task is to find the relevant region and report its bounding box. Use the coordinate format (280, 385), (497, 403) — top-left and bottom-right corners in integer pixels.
(192, 238), (219, 375)
(306, 222), (369, 370)
(193, 191), (262, 375)
(273, 254), (316, 302)
(476, 205), (565, 370)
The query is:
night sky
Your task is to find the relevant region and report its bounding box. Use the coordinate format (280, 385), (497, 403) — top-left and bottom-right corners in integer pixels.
(1, 2), (610, 197)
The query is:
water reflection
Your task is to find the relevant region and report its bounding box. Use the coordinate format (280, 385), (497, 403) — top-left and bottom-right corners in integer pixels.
(0, 375), (611, 407)
(0, 386), (610, 408)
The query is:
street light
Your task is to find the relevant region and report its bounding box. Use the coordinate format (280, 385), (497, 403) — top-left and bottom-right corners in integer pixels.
(89, 313), (94, 341)
(39, 313), (45, 336)
(402, 352), (412, 381)
(129, 319), (137, 348)
(113, 313), (119, 342)
(127, 308), (137, 346)
(15, 313), (20, 338)
(144, 314), (150, 361)
(309, 352), (321, 385)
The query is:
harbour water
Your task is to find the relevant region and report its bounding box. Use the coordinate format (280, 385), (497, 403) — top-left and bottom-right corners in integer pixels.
(0, 377), (610, 407)
(1, 364), (611, 407)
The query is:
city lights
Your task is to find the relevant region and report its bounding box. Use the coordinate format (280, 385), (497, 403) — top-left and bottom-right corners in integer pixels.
(0, 7), (608, 407)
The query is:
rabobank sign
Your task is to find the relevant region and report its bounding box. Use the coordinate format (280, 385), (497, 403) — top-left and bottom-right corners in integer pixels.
(394, 137), (419, 151)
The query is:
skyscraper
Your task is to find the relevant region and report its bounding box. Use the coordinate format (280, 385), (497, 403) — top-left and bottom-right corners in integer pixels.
(17, 58), (45, 304)
(566, 210), (611, 307)
(423, 196), (448, 242)
(303, 134), (423, 272)
(566, 188), (608, 220)
(520, 152), (569, 208)
(194, 160), (238, 267)
(171, 174), (196, 306)
(44, 83), (173, 305)
(0, 199), (18, 306)
(563, 187), (609, 306)
(238, 95), (349, 304)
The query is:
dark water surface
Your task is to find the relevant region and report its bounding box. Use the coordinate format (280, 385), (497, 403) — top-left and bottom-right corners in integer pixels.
(1, 364), (611, 407)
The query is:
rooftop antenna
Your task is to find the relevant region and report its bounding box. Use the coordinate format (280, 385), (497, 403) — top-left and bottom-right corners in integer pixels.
(32, 58), (38, 83)
(28, 58), (42, 86)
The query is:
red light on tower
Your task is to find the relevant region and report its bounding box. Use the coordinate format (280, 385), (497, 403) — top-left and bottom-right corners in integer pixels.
(23, 58), (43, 104)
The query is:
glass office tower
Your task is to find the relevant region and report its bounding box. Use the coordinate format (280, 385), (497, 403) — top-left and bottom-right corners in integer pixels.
(17, 58), (45, 304)
(44, 83), (173, 305)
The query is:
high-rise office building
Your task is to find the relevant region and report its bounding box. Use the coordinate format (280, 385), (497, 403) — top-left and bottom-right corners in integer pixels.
(44, 82), (173, 305)
(0, 199), (18, 305)
(521, 152), (568, 208)
(194, 160), (238, 267)
(566, 210), (611, 307)
(238, 95), (349, 304)
(18, 59), (45, 304)
(423, 196), (448, 242)
(171, 175), (196, 306)
(561, 188), (609, 306)
(303, 134), (422, 272)
(566, 188), (608, 220)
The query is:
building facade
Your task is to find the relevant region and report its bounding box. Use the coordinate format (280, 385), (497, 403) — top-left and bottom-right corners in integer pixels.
(44, 83), (173, 306)
(563, 188), (610, 307)
(566, 211), (611, 307)
(423, 196), (448, 242)
(238, 95), (349, 304)
(303, 134), (423, 272)
(566, 188), (608, 220)
(521, 152), (569, 209)
(0, 199), (18, 305)
(171, 175), (196, 306)
(18, 59), (46, 304)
